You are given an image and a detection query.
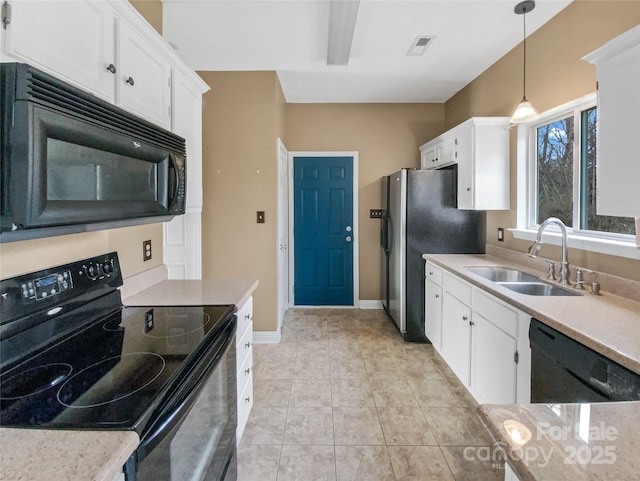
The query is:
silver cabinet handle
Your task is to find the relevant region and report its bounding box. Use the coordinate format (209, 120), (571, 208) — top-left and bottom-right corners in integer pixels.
(125, 76), (135, 86)
(346, 236), (352, 242)
(346, 225), (352, 232)
(106, 63), (116, 74)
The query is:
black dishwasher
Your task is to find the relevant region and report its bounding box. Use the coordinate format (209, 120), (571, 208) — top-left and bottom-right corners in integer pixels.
(529, 318), (640, 403)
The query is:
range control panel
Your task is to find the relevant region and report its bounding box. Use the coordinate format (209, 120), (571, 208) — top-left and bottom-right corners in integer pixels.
(1, 252), (123, 326)
(21, 271), (72, 301)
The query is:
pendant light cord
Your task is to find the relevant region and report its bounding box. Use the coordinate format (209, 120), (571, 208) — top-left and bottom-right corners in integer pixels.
(523, 6), (527, 99)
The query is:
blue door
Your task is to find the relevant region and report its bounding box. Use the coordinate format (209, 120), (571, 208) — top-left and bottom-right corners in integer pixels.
(294, 156), (353, 306)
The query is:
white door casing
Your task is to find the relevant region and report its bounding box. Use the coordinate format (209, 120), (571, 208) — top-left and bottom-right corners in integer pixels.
(277, 138), (289, 332)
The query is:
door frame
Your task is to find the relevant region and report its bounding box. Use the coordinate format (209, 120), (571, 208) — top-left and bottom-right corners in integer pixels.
(288, 151), (359, 308)
(276, 138), (289, 332)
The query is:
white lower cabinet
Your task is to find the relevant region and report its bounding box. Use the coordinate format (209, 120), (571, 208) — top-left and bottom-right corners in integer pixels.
(442, 290), (472, 386)
(425, 261), (444, 351)
(472, 312), (517, 405)
(235, 296), (253, 444)
(430, 264), (531, 404)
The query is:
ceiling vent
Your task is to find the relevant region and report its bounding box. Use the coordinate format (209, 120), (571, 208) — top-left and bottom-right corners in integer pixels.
(406, 35), (434, 56)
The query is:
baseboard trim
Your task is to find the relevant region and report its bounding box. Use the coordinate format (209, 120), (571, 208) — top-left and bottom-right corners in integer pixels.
(359, 300), (382, 309)
(253, 331), (282, 344)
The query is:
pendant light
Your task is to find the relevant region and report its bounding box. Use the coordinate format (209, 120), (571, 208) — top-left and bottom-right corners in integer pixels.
(511, 0), (537, 123)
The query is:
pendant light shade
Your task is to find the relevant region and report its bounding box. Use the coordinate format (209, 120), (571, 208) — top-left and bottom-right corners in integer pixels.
(511, 1), (537, 124)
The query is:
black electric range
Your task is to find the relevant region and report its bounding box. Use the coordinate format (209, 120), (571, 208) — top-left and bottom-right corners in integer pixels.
(0, 252), (235, 435)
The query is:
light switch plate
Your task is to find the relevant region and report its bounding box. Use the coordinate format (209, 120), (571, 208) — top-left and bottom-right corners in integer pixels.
(497, 228), (504, 242)
(257, 211), (265, 224)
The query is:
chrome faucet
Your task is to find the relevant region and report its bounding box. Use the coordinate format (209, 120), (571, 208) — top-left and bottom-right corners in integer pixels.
(528, 217), (570, 285)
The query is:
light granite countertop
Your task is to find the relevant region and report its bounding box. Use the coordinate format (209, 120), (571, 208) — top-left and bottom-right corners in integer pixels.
(422, 253), (640, 375)
(477, 401), (640, 481)
(122, 279), (259, 309)
(0, 429), (139, 481)
(122, 279), (258, 306)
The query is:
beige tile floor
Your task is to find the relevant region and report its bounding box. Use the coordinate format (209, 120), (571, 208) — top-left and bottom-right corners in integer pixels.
(237, 308), (504, 481)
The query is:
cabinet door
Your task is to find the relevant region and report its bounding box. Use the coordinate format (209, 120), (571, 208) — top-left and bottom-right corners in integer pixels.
(118, 20), (172, 129)
(453, 122), (475, 208)
(172, 69), (204, 212)
(425, 279), (442, 351)
(441, 292), (471, 385)
(593, 42), (640, 217)
(471, 312), (517, 404)
(420, 144), (440, 169)
(3, 0), (116, 101)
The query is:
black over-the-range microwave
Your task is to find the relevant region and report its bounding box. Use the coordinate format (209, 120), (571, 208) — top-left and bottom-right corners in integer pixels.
(0, 63), (186, 243)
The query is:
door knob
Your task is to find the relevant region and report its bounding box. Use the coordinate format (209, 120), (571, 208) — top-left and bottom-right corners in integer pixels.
(346, 236), (352, 242)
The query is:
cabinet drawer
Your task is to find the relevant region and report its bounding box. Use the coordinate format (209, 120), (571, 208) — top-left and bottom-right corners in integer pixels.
(443, 272), (472, 305)
(237, 373), (254, 444)
(236, 297), (253, 339)
(236, 320), (253, 368)
(425, 262), (443, 286)
(473, 289), (518, 338)
(237, 345), (253, 399)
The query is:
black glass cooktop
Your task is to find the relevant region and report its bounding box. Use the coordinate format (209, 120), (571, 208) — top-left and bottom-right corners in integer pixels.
(0, 303), (234, 432)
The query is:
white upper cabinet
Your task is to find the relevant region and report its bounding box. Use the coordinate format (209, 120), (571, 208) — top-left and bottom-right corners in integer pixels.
(2, 0), (117, 102)
(118, 20), (171, 129)
(419, 117), (510, 210)
(584, 25), (640, 218)
(172, 69), (204, 212)
(451, 117), (510, 210)
(1, 0), (203, 132)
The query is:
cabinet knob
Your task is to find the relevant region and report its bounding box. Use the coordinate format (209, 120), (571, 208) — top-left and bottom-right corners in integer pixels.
(245, 368), (251, 375)
(245, 313), (251, 320)
(462, 316), (468, 321)
(470, 321), (475, 326)
(435, 294), (440, 299)
(245, 396), (251, 403)
(125, 76), (135, 86)
(466, 187), (471, 192)
(429, 271), (434, 275)
(245, 342), (251, 349)
(106, 63), (116, 74)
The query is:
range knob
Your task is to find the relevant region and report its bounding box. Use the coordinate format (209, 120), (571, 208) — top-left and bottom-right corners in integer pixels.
(85, 264), (98, 280)
(102, 261), (113, 275)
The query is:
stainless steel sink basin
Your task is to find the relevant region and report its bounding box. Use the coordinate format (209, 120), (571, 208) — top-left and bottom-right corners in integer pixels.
(496, 281), (581, 297)
(465, 266), (540, 283)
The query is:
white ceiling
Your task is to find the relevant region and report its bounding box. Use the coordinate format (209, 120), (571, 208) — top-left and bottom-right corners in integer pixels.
(162, 0), (572, 103)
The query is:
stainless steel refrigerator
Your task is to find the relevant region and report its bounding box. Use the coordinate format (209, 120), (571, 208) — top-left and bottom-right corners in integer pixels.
(381, 167), (485, 342)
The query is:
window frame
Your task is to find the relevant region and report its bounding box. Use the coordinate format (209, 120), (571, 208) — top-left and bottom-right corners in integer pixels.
(512, 93), (640, 260)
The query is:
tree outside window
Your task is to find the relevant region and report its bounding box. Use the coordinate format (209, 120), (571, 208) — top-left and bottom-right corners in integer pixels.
(534, 106), (635, 236)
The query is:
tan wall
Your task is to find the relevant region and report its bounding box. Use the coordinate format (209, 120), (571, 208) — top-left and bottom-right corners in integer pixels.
(445, 0), (640, 281)
(129, 0), (163, 35)
(199, 71), (281, 331)
(285, 103), (445, 300)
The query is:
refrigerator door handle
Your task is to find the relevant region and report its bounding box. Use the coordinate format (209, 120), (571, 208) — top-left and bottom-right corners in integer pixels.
(380, 217), (389, 252)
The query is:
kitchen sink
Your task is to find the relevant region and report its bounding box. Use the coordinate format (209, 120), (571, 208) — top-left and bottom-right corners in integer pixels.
(465, 266), (540, 283)
(496, 281), (581, 297)
(465, 266), (581, 296)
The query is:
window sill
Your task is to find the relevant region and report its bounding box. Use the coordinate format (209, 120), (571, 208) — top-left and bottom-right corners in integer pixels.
(509, 228), (640, 260)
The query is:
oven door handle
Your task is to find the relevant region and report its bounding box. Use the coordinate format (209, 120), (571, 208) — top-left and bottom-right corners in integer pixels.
(136, 320), (236, 462)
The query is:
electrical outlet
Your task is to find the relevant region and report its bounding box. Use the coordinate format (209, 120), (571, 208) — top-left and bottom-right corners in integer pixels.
(370, 209), (383, 219)
(497, 228), (504, 242)
(143, 239), (152, 261)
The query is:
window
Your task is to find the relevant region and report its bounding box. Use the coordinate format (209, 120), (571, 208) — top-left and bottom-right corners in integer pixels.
(530, 97), (635, 237)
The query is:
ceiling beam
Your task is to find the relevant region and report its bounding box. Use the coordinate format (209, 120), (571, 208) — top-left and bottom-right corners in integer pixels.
(327, 0), (361, 66)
